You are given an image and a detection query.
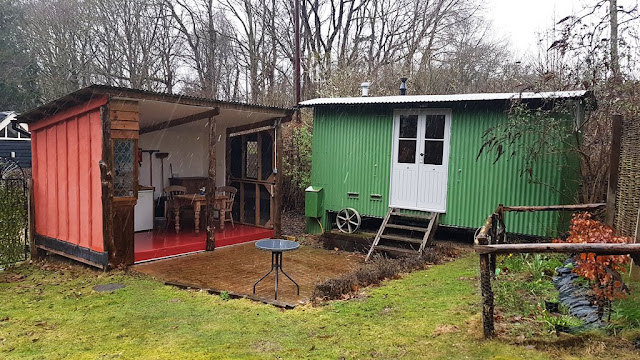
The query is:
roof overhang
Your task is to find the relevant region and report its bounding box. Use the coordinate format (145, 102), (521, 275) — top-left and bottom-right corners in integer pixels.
(299, 90), (593, 107)
(18, 85), (294, 132)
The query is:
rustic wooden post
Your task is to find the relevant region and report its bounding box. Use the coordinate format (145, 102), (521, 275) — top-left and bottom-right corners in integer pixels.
(100, 105), (115, 270)
(273, 117), (284, 237)
(605, 114), (623, 226)
(497, 204), (506, 244)
(489, 213), (498, 277)
(631, 207), (640, 280)
(477, 234), (495, 338)
(206, 111), (219, 251)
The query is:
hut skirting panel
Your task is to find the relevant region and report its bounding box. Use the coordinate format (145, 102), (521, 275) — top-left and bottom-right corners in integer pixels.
(35, 234), (108, 268)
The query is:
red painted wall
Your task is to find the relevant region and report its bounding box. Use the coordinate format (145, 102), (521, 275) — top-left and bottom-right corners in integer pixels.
(31, 97), (107, 252)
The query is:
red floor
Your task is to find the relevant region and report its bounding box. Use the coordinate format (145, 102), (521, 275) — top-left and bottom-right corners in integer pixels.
(134, 224), (274, 263)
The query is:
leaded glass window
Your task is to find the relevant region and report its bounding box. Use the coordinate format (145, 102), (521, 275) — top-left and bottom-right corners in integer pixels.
(113, 139), (135, 197)
(245, 139), (258, 179)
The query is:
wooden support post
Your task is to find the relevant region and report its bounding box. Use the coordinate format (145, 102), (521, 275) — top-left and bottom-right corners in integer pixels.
(206, 111), (218, 251)
(477, 235), (495, 338)
(631, 207), (640, 280)
(100, 105), (115, 269)
(606, 114), (623, 226)
(489, 213), (497, 278)
(273, 118), (284, 237)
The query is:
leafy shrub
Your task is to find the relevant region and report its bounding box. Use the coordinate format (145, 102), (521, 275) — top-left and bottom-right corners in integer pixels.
(0, 182), (27, 265)
(553, 212), (632, 319)
(281, 121), (313, 211)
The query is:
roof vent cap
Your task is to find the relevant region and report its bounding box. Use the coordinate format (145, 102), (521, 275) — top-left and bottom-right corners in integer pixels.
(361, 82), (370, 97)
(400, 77), (408, 95)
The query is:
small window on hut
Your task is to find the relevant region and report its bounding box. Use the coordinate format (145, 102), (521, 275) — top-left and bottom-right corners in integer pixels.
(113, 139), (136, 197)
(5, 125), (19, 138)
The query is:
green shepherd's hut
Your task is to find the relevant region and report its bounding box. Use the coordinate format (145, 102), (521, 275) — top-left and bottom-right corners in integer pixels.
(300, 84), (592, 256)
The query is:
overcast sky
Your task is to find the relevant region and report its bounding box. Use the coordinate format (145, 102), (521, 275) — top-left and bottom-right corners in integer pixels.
(485, 0), (638, 58)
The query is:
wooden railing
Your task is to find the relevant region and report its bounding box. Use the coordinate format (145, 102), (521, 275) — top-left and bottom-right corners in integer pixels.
(473, 203), (640, 338)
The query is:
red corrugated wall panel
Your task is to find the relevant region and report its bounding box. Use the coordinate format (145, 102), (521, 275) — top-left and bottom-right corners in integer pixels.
(31, 97), (107, 253)
(89, 110), (104, 251)
(67, 117), (80, 246)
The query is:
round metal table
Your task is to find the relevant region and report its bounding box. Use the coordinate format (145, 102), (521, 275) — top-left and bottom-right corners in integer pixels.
(252, 239), (300, 300)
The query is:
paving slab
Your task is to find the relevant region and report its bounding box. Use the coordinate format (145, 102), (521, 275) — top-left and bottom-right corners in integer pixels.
(133, 242), (363, 305)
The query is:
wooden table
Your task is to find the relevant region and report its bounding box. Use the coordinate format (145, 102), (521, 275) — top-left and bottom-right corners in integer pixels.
(170, 194), (228, 233)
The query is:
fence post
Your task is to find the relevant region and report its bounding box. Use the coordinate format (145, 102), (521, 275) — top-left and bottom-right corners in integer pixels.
(489, 213), (497, 277)
(477, 235), (495, 338)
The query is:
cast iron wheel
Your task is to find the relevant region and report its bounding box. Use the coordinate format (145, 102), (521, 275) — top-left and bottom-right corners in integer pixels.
(336, 208), (361, 233)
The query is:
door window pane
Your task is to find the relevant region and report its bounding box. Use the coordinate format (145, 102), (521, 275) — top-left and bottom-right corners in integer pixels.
(398, 140), (416, 163)
(425, 115), (445, 139)
(399, 115), (418, 138)
(245, 140), (258, 179)
(423, 141), (444, 165)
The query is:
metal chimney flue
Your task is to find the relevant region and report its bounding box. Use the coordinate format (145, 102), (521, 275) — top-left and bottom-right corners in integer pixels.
(361, 82), (370, 97)
(400, 77), (407, 95)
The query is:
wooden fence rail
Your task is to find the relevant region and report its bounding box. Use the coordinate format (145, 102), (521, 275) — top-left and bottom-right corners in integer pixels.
(473, 202), (637, 339)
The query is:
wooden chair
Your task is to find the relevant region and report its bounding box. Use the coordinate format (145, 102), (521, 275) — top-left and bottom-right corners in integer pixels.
(163, 185), (187, 226)
(216, 186), (237, 228)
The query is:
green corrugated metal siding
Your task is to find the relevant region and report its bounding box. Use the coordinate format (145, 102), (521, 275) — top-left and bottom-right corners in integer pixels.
(311, 107), (393, 222)
(443, 109), (577, 236)
(309, 105), (578, 236)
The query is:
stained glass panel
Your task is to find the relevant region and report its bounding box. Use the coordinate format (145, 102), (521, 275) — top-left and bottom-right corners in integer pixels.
(113, 139), (135, 197)
(245, 140), (258, 179)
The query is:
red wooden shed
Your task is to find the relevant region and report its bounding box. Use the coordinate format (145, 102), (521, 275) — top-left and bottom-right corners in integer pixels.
(18, 85), (293, 269)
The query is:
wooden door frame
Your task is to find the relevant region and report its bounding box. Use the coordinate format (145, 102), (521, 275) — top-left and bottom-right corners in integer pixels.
(389, 108), (452, 212)
(225, 117), (287, 235)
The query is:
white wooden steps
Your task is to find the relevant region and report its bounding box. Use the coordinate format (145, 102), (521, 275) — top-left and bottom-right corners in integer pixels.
(365, 208), (439, 261)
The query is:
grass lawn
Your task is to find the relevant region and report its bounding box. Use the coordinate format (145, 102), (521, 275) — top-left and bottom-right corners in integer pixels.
(1, 252), (639, 359)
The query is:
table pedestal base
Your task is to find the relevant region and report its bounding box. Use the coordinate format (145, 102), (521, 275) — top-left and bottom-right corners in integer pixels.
(253, 251), (300, 300)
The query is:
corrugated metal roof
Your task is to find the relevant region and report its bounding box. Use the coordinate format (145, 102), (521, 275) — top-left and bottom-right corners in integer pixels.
(299, 90), (590, 107)
(18, 84), (294, 123)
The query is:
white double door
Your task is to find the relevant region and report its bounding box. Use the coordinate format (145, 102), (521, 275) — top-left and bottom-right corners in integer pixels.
(390, 109), (451, 212)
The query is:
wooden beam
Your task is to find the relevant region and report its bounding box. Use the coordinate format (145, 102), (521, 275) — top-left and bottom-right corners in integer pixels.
(139, 108), (219, 134)
(229, 125), (274, 138)
(475, 242), (640, 255)
(227, 118), (278, 137)
(502, 203), (606, 212)
(104, 90), (292, 116)
(206, 115), (217, 251)
(606, 114), (623, 226)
